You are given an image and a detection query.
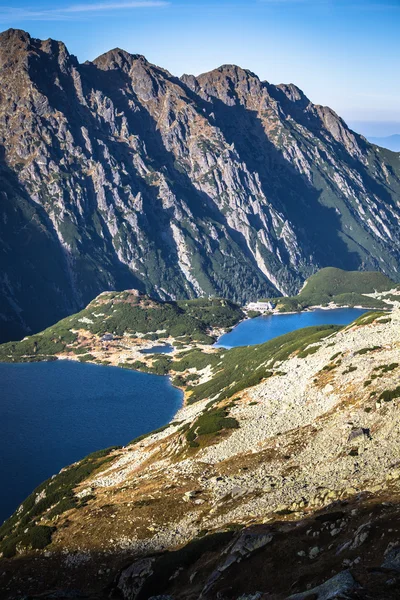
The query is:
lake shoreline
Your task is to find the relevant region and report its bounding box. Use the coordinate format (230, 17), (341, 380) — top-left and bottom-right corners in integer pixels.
(215, 306), (370, 349)
(0, 361), (184, 524)
(246, 302), (388, 318)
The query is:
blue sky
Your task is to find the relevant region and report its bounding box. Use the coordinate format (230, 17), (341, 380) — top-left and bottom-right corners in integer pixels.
(1, 0), (399, 135)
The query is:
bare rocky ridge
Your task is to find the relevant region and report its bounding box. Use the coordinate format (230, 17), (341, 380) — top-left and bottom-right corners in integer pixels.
(2, 309), (400, 598)
(1, 28), (400, 342)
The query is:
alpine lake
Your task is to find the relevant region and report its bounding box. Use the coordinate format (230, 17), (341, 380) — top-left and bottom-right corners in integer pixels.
(0, 307), (367, 522)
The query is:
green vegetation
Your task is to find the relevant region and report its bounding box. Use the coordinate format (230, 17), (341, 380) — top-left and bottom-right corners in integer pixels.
(354, 346), (382, 356)
(379, 386), (400, 403)
(0, 447), (118, 557)
(349, 311), (388, 327)
(78, 353), (96, 362)
(322, 361), (340, 372)
(298, 344), (321, 358)
(173, 325), (340, 404)
(373, 363), (399, 375)
(343, 365), (357, 374)
(0, 293), (244, 363)
(72, 346), (91, 355)
(262, 268), (394, 313)
(298, 267), (393, 298)
(0, 326), (77, 362)
(379, 363), (398, 373)
(247, 310), (262, 318)
(185, 406), (239, 447)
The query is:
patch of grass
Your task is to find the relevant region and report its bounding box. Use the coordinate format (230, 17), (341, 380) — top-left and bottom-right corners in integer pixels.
(263, 268), (394, 313)
(298, 344), (321, 358)
(78, 353), (96, 362)
(379, 386), (400, 403)
(351, 311), (388, 327)
(1, 525), (55, 558)
(354, 346), (382, 356)
(322, 361), (340, 372)
(72, 347), (91, 355)
(247, 310), (262, 318)
(186, 406), (239, 447)
(376, 363), (398, 374)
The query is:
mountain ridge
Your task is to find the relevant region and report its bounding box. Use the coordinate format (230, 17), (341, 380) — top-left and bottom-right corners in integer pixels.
(1, 28), (399, 342)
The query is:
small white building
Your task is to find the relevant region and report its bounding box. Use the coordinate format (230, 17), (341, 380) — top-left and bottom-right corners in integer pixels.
(246, 301), (276, 312)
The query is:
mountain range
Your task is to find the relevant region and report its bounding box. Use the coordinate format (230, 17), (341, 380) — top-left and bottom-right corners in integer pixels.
(1, 28), (400, 343)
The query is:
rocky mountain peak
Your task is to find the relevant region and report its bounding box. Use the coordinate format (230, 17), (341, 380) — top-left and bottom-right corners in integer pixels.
(275, 82), (309, 106)
(196, 63), (262, 105)
(0, 28), (73, 69)
(0, 27), (31, 48)
(92, 47), (147, 72)
(0, 28), (32, 69)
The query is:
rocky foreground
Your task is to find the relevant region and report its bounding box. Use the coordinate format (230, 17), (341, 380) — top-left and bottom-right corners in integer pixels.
(1, 309), (400, 598)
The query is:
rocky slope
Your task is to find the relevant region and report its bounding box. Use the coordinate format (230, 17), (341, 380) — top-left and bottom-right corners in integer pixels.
(1, 28), (400, 342)
(1, 309), (400, 598)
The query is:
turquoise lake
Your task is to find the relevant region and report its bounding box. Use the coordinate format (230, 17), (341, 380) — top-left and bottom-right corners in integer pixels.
(215, 307), (367, 348)
(0, 307), (367, 523)
(0, 361), (182, 524)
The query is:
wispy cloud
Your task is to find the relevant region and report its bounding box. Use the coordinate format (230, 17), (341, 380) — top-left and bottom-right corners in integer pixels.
(0, 1), (169, 22)
(63, 1), (168, 12)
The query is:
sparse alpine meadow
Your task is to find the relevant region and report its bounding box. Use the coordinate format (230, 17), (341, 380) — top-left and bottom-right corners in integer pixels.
(1, 298), (400, 599)
(261, 267), (399, 313)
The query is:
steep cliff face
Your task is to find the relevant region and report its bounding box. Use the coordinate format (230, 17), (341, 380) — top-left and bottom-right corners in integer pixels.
(1, 28), (399, 342)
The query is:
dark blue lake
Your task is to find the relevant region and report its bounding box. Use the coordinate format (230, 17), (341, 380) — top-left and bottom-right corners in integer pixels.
(215, 308), (367, 348)
(0, 360), (182, 524)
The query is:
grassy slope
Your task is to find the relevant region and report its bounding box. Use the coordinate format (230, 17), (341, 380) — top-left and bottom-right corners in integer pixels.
(172, 324), (340, 403)
(0, 293), (244, 363)
(263, 267), (395, 312)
